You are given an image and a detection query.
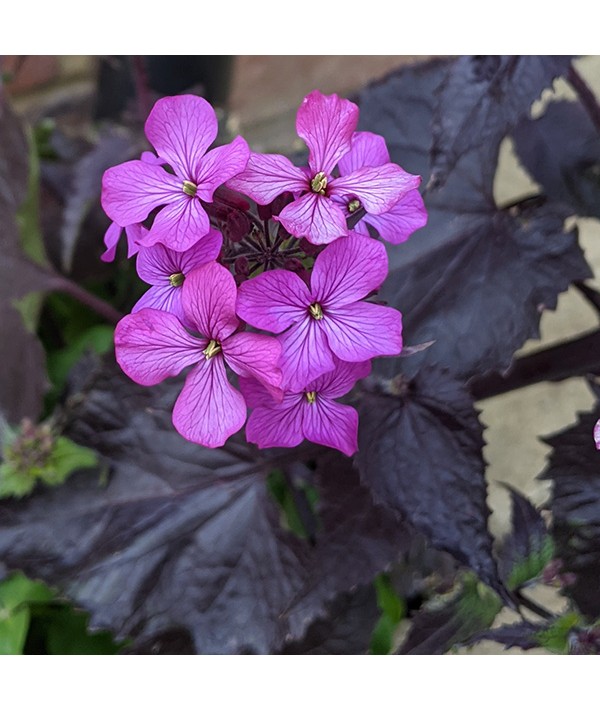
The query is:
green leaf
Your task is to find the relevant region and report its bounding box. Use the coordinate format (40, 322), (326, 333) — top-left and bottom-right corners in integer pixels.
(45, 608), (123, 655)
(370, 574), (406, 654)
(507, 536), (554, 591)
(266, 469), (319, 540)
(536, 612), (582, 654)
(0, 607), (30, 654)
(0, 573), (54, 655)
(40, 437), (98, 487)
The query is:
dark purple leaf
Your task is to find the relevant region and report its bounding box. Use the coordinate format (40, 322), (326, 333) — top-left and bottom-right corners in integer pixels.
(470, 620), (545, 651)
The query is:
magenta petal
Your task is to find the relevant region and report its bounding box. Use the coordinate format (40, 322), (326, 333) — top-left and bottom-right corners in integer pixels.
(144, 95), (218, 180)
(223, 332), (282, 399)
(100, 222), (122, 262)
(114, 309), (205, 386)
(226, 152), (307, 204)
(595, 419), (600, 450)
(236, 269), (311, 333)
(323, 302), (403, 362)
(329, 164), (421, 215)
(311, 234), (388, 306)
(131, 285), (184, 322)
(337, 131), (391, 174)
(279, 317), (336, 390)
(302, 397), (359, 457)
(308, 359), (371, 399)
(140, 195), (210, 252)
(101, 160), (182, 226)
(182, 262), (239, 341)
(172, 356), (246, 447)
(278, 192), (348, 245)
(364, 189), (428, 244)
(195, 136), (250, 201)
(296, 91), (359, 175)
(242, 388), (305, 450)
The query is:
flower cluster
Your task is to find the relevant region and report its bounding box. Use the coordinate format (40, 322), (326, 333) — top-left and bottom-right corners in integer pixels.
(103, 91), (427, 454)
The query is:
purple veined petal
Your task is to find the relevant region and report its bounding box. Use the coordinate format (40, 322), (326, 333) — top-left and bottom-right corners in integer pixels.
(363, 189), (428, 244)
(226, 152), (307, 204)
(240, 382), (305, 450)
(296, 90), (359, 175)
(131, 285), (185, 323)
(236, 269), (311, 333)
(310, 233), (388, 307)
(308, 358), (371, 399)
(337, 131), (391, 175)
(278, 316), (336, 391)
(277, 192), (348, 245)
(329, 164), (421, 215)
(101, 160), (182, 226)
(125, 223), (145, 257)
(114, 309), (206, 386)
(323, 301), (403, 362)
(181, 262), (239, 341)
(100, 222), (122, 262)
(595, 419), (600, 450)
(172, 355), (247, 448)
(348, 221), (370, 238)
(139, 194), (211, 252)
(140, 151), (166, 166)
(144, 95), (218, 180)
(178, 227), (223, 271)
(222, 332), (282, 400)
(301, 396), (359, 457)
(195, 136), (250, 201)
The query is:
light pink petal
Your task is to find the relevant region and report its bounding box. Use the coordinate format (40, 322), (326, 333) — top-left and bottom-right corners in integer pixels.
(236, 269), (311, 334)
(364, 189), (428, 244)
(278, 192), (348, 245)
(114, 309), (205, 386)
(222, 332), (282, 400)
(100, 222), (122, 262)
(595, 419), (600, 450)
(195, 136), (250, 201)
(296, 90), (359, 174)
(329, 164), (421, 215)
(182, 262), (239, 341)
(302, 397), (359, 457)
(308, 359), (371, 399)
(337, 131), (390, 174)
(226, 152), (307, 204)
(144, 95), (218, 180)
(323, 302), (403, 362)
(101, 160), (182, 226)
(131, 285), (184, 322)
(279, 317), (336, 391)
(241, 386), (305, 450)
(311, 233), (388, 306)
(172, 356), (246, 448)
(139, 195), (211, 252)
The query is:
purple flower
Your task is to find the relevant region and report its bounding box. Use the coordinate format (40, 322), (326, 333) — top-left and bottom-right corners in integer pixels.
(337, 132), (428, 244)
(132, 227), (223, 324)
(228, 90), (420, 245)
(101, 95), (249, 253)
(101, 222), (144, 263)
(240, 359), (370, 456)
(236, 233), (402, 390)
(115, 262), (282, 448)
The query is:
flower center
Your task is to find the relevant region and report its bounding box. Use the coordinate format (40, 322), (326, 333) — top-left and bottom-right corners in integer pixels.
(168, 272), (185, 287)
(305, 391), (317, 404)
(202, 339), (222, 360)
(308, 303), (324, 320)
(182, 180), (198, 197)
(310, 172), (327, 195)
(348, 199), (361, 213)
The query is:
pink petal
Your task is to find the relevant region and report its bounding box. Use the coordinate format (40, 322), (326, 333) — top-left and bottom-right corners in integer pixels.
(172, 356), (247, 447)
(296, 90), (359, 175)
(364, 189), (428, 244)
(236, 269), (311, 334)
(144, 95), (218, 181)
(278, 192), (348, 245)
(222, 332), (282, 400)
(114, 309), (206, 386)
(337, 131), (390, 174)
(595, 419), (600, 450)
(323, 301), (403, 362)
(100, 222), (123, 262)
(139, 195), (211, 252)
(308, 359), (371, 399)
(125, 224), (145, 257)
(195, 136), (250, 201)
(226, 152), (307, 204)
(101, 160), (182, 226)
(181, 262), (239, 341)
(131, 285), (184, 323)
(329, 164), (421, 215)
(310, 233), (388, 306)
(302, 397), (359, 457)
(140, 151), (166, 166)
(242, 386), (305, 450)
(278, 316), (336, 390)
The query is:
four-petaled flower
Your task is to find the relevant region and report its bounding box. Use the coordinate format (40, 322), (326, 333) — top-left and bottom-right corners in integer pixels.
(236, 233), (402, 389)
(102, 95), (249, 253)
(115, 262), (282, 447)
(228, 90), (420, 245)
(240, 359), (370, 456)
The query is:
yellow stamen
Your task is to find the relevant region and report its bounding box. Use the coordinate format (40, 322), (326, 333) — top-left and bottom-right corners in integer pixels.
(202, 340), (221, 360)
(305, 391), (317, 404)
(182, 180), (198, 197)
(310, 172), (327, 195)
(168, 272), (185, 287)
(309, 303), (323, 320)
(348, 199), (361, 213)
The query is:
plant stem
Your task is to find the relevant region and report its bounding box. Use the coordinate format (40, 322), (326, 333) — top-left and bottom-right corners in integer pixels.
(568, 64), (600, 135)
(51, 276), (123, 325)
